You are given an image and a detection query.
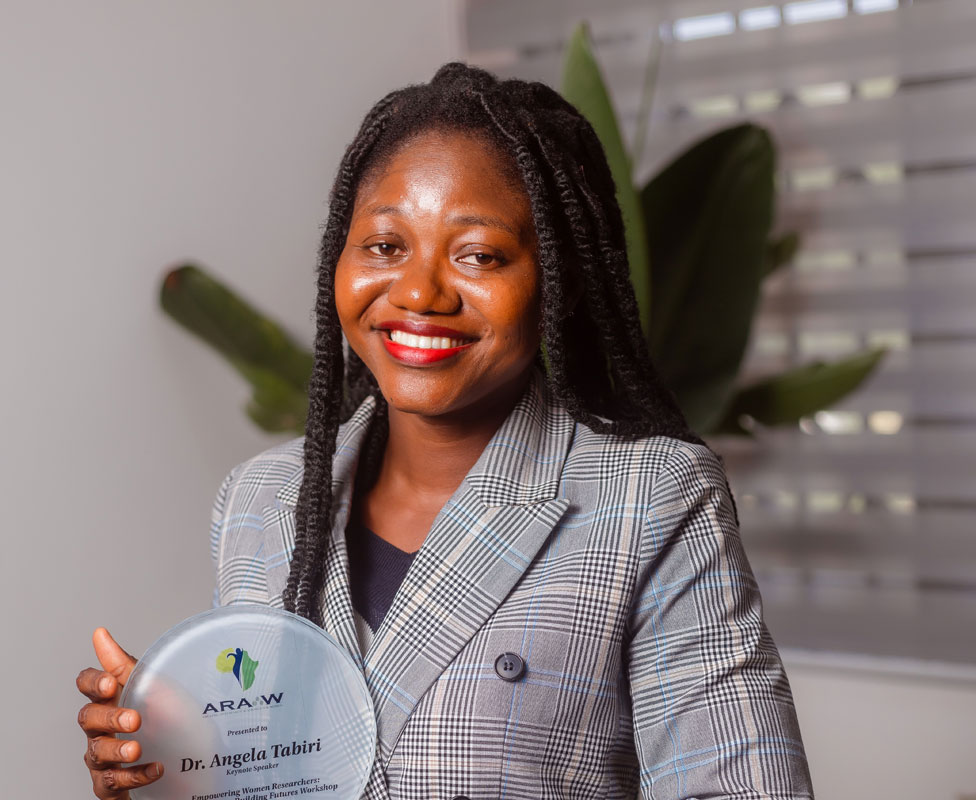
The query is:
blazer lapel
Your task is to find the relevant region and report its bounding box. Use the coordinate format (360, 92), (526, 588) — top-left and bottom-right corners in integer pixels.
(362, 373), (575, 761)
(272, 396), (378, 665)
(268, 374), (576, 769)
(274, 399), (393, 799)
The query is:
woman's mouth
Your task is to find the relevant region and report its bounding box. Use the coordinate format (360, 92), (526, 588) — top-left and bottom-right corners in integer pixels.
(379, 325), (475, 365)
(388, 329), (470, 350)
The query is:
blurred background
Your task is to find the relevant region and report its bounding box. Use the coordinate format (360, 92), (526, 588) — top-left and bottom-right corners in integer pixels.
(3, 1), (973, 798)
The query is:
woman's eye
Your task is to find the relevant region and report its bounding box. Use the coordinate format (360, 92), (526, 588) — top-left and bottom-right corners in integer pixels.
(366, 242), (402, 257)
(459, 252), (502, 268)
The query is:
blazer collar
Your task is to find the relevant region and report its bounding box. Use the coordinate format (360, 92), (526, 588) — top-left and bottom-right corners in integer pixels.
(272, 394), (379, 665)
(464, 370), (575, 506)
(274, 393), (378, 510)
(274, 370), (576, 512)
(270, 371), (576, 763)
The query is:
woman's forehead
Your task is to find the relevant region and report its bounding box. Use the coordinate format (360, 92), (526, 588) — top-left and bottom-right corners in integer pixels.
(359, 128), (525, 198)
(351, 130), (534, 234)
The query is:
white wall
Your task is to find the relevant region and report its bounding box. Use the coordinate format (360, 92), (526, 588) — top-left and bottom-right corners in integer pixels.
(0, 1), (458, 796)
(784, 653), (976, 800)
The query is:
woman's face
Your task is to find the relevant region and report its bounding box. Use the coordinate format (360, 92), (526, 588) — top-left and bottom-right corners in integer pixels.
(335, 130), (541, 422)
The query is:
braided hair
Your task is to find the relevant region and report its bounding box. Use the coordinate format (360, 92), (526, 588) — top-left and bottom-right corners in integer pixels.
(284, 63), (713, 623)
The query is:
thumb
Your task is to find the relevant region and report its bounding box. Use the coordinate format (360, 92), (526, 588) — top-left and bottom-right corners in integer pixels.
(93, 627), (137, 687)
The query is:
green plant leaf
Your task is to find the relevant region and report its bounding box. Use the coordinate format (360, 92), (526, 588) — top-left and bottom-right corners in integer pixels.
(764, 231), (801, 277)
(712, 347), (888, 435)
(237, 363), (309, 434)
(160, 264), (313, 434)
(642, 124), (776, 432)
(159, 264), (312, 392)
(561, 23), (651, 334)
(160, 264), (314, 394)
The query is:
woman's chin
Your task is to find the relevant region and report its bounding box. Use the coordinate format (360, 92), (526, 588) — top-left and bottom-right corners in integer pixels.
(379, 389), (466, 421)
(365, 359), (536, 426)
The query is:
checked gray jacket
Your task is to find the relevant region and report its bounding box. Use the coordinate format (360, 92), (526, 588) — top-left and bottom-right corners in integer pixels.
(212, 372), (814, 800)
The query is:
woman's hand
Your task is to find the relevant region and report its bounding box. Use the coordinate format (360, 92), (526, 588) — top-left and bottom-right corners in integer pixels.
(76, 628), (163, 798)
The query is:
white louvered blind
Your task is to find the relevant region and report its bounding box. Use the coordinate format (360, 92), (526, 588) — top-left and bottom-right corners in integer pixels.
(464, 0), (976, 665)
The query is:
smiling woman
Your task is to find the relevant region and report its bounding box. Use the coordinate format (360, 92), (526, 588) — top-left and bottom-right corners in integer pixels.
(76, 64), (814, 800)
(337, 131), (541, 421)
(336, 130), (544, 555)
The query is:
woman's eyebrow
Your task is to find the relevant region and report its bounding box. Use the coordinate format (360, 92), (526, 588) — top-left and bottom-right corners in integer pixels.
(447, 213), (516, 236)
(361, 204), (518, 237)
(362, 204), (403, 218)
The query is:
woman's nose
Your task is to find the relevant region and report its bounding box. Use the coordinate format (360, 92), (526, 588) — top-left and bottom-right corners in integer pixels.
(386, 256), (461, 315)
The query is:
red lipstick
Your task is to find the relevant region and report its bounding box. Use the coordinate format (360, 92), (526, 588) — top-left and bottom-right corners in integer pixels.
(376, 320), (476, 366)
(382, 338), (472, 365)
(376, 320), (471, 338)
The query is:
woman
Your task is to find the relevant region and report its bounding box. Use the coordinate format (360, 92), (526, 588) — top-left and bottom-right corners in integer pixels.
(77, 63), (813, 799)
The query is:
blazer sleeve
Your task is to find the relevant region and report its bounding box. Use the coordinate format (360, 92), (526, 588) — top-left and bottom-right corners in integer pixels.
(627, 442), (814, 799)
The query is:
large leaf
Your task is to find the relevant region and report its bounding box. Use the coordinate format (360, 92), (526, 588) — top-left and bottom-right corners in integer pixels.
(712, 347), (888, 435)
(160, 264), (313, 432)
(238, 364), (308, 434)
(764, 231), (801, 277)
(642, 124), (775, 431)
(160, 264), (313, 390)
(561, 23), (652, 334)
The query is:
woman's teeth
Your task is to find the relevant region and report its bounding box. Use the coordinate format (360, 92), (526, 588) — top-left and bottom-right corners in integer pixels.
(389, 329), (468, 350)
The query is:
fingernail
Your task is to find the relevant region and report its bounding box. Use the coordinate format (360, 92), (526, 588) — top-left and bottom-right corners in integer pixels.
(120, 711), (136, 730)
(149, 762), (163, 778)
(121, 742), (136, 760)
(99, 677), (113, 694)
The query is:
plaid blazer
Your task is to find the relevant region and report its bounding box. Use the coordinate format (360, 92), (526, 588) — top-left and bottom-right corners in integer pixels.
(212, 373), (813, 800)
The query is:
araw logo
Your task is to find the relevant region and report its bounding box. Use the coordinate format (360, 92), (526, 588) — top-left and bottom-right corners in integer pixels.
(216, 647), (259, 691)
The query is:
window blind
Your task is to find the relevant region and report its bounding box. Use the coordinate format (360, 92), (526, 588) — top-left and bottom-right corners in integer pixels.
(464, 0), (976, 665)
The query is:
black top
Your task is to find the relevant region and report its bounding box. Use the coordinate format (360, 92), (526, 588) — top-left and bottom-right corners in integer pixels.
(346, 520), (417, 632)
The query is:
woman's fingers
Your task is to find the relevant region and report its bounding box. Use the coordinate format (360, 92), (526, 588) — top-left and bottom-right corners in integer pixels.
(79, 630), (154, 799)
(92, 628), (137, 687)
(84, 736), (140, 769)
(76, 667), (119, 702)
(89, 761), (163, 799)
(78, 703), (141, 737)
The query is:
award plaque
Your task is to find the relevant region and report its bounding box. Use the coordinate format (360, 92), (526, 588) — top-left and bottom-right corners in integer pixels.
(119, 605), (376, 800)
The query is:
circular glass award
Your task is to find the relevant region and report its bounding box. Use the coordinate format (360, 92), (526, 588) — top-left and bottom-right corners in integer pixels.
(119, 604), (375, 800)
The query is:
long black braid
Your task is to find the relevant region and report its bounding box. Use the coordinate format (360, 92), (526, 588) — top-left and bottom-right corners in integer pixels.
(284, 63), (724, 624)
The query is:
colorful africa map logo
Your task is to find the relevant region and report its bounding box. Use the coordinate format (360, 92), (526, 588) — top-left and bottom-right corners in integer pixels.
(216, 647), (259, 691)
